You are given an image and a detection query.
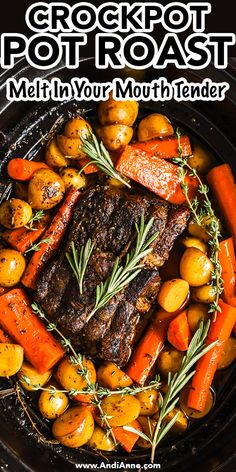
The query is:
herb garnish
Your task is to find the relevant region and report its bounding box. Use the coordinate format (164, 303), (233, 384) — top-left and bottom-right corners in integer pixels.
(25, 210), (45, 230)
(80, 131), (131, 188)
(66, 239), (94, 294)
(86, 215), (158, 322)
(124, 321), (218, 462)
(24, 238), (51, 254)
(173, 128), (223, 315)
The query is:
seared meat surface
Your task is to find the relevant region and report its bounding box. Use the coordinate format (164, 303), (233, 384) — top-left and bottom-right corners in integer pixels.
(36, 184), (190, 366)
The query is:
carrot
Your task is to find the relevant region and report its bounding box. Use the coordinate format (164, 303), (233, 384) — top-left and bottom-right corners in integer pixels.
(116, 146), (198, 205)
(219, 237), (236, 306)
(1, 214), (50, 253)
(112, 420), (142, 453)
(187, 299), (236, 412)
(167, 311), (191, 351)
(0, 327), (12, 343)
(126, 311), (169, 385)
(207, 164), (236, 237)
(7, 158), (48, 181)
(78, 157), (99, 174)
(132, 135), (192, 159)
(21, 190), (80, 289)
(0, 288), (64, 373)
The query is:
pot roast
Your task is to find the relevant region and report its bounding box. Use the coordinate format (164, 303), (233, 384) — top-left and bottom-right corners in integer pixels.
(36, 183), (190, 366)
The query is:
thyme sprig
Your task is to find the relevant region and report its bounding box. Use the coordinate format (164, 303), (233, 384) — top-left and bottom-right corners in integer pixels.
(25, 210), (45, 230)
(86, 215), (159, 322)
(80, 131), (131, 188)
(24, 238), (51, 254)
(124, 321), (218, 462)
(173, 128), (223, 314)
(31, 302), (117, 444)
(66, 239), (94, 294)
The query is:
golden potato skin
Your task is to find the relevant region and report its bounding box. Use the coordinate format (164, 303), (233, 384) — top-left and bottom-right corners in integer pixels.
(137, 113), (174, 141)
(153, 407), (188, 433)
(157, 278), (189, 312)
(0, 249), (26, 287)
(97, 362), (132, 390)
(88, 425), (115, 451)
(217, 337), (236, 370)
(28, 168), (65, 210)
(180, 384), (214, 419)
(0, 343), (24, 377)
(0, 198), (32, 229)
(45, 138), (69, 168)
(135, 388), (159, 416)
(57, 135), (86, 159)
(96, 124), (133, 151)
(180, 248), (213, 287)
(18, 362), (52, 391)
(56, 356), (96, 402)
(181, 237), (208, 254)
(101, 394), (141, 426)
(136, 416), (156, 449)
(157, 347), (184, 377)
(187, 303), (209, 333)
(14, 182), (28, 201)
(98, 94), (138, 126)
(188, 144), (214, 174)
(188, 216), (221, 243)
(38, 385), (69, 419)
(191, 285), (216, 304)
(60, 167), (87, 190)
(52, 406), (94, 448)
(64, 116), (92, 138)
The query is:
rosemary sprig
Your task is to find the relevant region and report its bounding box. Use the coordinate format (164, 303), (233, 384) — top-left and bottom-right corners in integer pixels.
(80, 131), (131, 188)
(24, 238), (51, 254)
(86, 215), (158, 322)
(173, 128), (223, 314)
(124, 321), (218, 462)
(25, 210), (45, 230)
(66, 239), (94, 294)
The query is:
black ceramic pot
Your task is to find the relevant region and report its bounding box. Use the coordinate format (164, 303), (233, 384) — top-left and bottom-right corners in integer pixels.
(0, 58), (236, 472)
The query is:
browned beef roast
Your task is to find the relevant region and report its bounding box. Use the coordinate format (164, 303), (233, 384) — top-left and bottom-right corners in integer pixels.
(36, 184), (190, 366)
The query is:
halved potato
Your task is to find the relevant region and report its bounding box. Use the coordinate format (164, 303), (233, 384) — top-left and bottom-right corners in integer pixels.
(45, 138), (69, 168)
(18, 361), (52, 391)
(0, 343), (24, 377)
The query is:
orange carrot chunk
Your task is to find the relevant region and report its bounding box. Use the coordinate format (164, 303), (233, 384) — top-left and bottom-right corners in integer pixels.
(167, 311), (191, 351)
(116, 146), (198, 205)
(1, 214), (50, 253)
(187, 299), (236, 412)
(126, 312), (169, 385)
(78, 157), (99, 174)
(132, 135), (192, 159)
(21, 189), (80, 289)
(7, 159), (48, 181)
(0, 327), (12, 343)
(112, 420), (142, 453)
(207, 164), (236, 237)
(219, 237), (236, 306)
(0, 288), (64, 373)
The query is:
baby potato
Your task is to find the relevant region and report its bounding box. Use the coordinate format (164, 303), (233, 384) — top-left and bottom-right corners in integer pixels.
(191, 284), (216, 304)
(180, 248), (213, 287)
(97, 362), (133, 390)
(153, 407), (188, 433)
(38, 383), (69, 419)
(157, 347), (184, 377)
(18, 361), (52, 391)
(187, 303), (209, 333)
(137, 113), (174, 141)
(56, 356), (96, 403)
(101, 394), (141, 426)
(217, 336), (236, 370)
(64, 116), (92, 138)
(98, 94), (138, 126)
(0, 249), (26, 287)
(45, 137), (69, 168)
(57, 135), (86, 159)
(188, 216), (221, 243)
(188, 144), (214, 174)
(14, 182), (28, 201)
(181, 237), (208, 254)
(0, 343), (24, 377)
(157, 278), (189, 313)
(88, 425), (115, 451)
(0, 198), (32, 229)
(135, 388), (159, 416)
(60, 167), (87, 190)
(180, 384), (214, 419)
(136, 416), (156, 448)
(28, 168), (65, 210)
(52, 406), (94, 448)
(96, 124), (133, 151)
